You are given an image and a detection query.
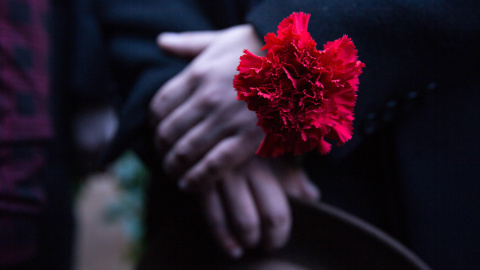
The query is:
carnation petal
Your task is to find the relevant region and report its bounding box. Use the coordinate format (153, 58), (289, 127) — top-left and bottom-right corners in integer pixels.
(234, 13), (364, 157)
(318, 139), (332, 155)
(282, 65), (297, 88)
(329, 121), (353, 145)
(278, 12), (310, 36)
(237, 50), (264, 72)
(324, 35), (358, 63)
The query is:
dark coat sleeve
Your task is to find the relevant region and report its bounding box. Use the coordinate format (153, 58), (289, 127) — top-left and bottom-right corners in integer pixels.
(248, 2), (480, 269)
(86, 0), (250, 164)
(87, 0), (480, 163)
(246, 0), (480, 157)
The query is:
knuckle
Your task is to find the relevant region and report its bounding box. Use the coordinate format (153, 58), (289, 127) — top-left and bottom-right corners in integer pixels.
(195, 84), (229, 111)
(197, 147), (233, 182)
(165, 142), (195, 175)
(204, 157), (221, 177)
(189, 65), (207, 81)
(156, 125), (172, 146)
(196, 93), (218, 111)
(218, 149), (234, 166)
(262, 212), (289, 231)
(175, 141), (192, 160)
(235, 218), (259, 240)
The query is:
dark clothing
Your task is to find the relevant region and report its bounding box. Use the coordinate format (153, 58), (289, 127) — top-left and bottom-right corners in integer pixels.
(74, 1), (480, 269)
(0, 0), (52, 266)
(1, 0), (75, 268)
(0, 0), (52, 142)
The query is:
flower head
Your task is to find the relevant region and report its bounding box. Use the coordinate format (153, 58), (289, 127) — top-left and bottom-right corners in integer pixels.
(234, 12), (364, 157)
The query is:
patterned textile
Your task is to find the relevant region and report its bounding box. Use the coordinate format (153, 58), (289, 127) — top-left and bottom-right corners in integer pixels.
(0, 0), (51, 266)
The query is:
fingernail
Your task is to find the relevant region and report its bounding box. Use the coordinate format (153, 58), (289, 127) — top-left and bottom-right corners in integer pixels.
(229, 247), (243, 259)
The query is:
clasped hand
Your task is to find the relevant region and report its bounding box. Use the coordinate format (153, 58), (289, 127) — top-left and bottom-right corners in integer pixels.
(150, 24), (263, 190)
(149, 24), (320, 258)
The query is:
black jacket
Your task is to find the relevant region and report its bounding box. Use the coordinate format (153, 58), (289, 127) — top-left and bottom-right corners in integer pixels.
(72, 1), (480, 269)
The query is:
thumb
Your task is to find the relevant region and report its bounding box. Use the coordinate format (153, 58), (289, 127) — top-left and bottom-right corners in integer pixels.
(157, 30), (222, 58)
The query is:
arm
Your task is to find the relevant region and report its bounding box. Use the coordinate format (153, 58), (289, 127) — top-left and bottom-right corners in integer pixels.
(247, 0), (480, 157)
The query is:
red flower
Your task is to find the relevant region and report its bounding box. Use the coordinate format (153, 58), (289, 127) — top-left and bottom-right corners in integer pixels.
(234, 12), (365, 157)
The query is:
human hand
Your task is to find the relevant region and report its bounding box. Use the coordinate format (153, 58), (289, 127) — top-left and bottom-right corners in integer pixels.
(201, 158), (320, 258)
(149, 24), (264, 190)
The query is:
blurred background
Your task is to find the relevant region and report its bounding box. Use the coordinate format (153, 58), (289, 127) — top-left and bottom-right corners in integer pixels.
(48, 1), (149, 268)
(2, 0), (479, 269)
(74, 152), (147, 270)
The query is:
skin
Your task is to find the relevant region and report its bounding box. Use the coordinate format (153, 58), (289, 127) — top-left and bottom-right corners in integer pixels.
(202, 158), (290, 258)
(149, 24), (320, 257)
(201, 157), (320, 258)
(150, 24), (264, 190)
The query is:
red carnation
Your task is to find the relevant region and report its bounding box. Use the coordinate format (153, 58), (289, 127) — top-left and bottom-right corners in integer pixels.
(234, 12), (364, 157)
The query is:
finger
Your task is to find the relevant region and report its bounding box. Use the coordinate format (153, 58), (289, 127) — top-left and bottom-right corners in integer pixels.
(279, 166), (321, 202)
(202, 185), (243, 259)
(158, 83), (236, 165)
(163, 118), (220, 177)
(158, 31), (222, 58)
(149, 69), (196, 125)
(219, 172), (261, 248)
(247, 159), (291, 250)
(178, 128), (262, 191)
(163, 101), (248, 177)
(154, 95), (206, 155)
